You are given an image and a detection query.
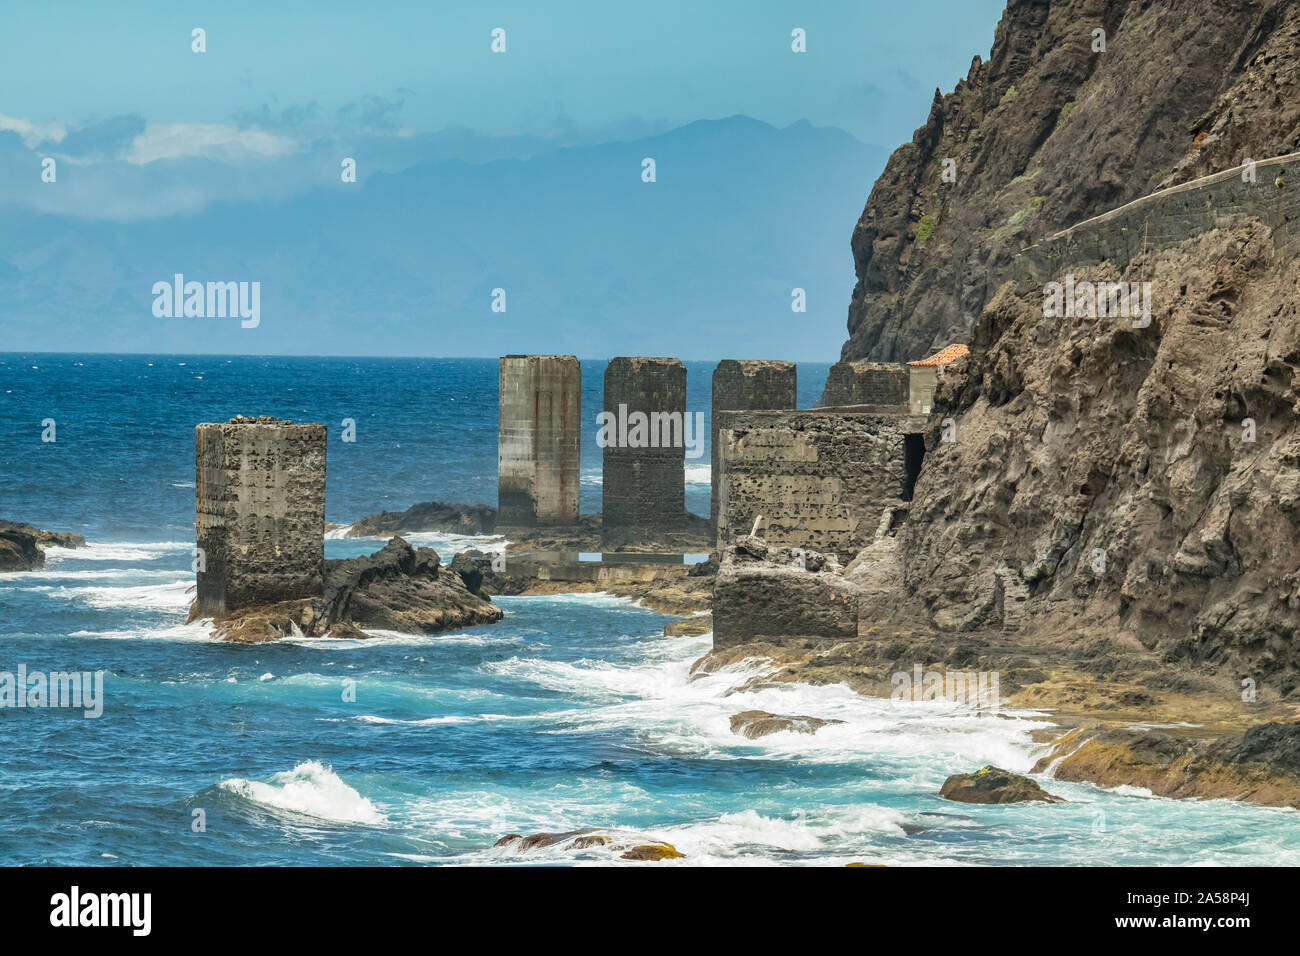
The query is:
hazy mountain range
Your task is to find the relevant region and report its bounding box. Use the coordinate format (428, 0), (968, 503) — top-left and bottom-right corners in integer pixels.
(1, 116), (886, 360)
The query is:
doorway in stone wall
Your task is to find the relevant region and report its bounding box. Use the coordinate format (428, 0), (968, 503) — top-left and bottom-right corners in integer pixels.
(903, 433), (925, 501)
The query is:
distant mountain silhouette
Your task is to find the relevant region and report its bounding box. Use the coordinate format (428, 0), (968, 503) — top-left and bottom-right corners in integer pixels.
(0, 116), (886, 359)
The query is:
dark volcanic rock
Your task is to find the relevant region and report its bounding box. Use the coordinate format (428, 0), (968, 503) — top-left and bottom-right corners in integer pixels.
(0, 520), (85, 572)
(200, 536), (503, 642)
(347, 501), (496, 537)
(833, 0), (1298, 366)
(939, 766), (1065, 805)
(449, 549), (500, 597)
(320, 537), (503, 634)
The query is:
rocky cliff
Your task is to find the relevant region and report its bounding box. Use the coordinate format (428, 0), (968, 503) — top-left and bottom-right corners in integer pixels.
(835, 0), (1300, 367)
(820, 0), (1300, 685)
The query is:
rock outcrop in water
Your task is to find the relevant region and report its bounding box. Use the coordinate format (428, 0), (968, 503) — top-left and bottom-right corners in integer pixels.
(940, 766), (1066, 804)
(0, 521), (85, 572)
(194, 536), (503, 642)
(346, 501), (498, 537)
(835, 0), (1300, 365)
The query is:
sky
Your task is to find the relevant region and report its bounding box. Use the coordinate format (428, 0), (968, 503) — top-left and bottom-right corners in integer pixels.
(0, 0), (1008, 359)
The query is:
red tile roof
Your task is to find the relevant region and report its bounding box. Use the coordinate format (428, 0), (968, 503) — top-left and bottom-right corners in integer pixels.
(907, 343), (970, 367)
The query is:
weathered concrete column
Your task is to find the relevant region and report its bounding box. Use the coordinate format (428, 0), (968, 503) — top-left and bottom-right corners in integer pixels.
(194, 415), (326, 617)
(710, 360), (796, 528)
(498, 355), (581, 527)
(602, 356), (687, 529)
(817, 360), (908, 408)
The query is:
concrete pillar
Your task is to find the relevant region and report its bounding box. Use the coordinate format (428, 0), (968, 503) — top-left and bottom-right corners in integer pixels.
(194, 416), (326, 617)
(817, 360), (908, 407)
(710, 360), (796, 527)
(602, 356), (687, 529)
(497, 354), (581, 527)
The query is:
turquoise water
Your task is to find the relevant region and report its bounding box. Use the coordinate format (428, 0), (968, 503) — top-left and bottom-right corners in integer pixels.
(2, 355), (1298, 865)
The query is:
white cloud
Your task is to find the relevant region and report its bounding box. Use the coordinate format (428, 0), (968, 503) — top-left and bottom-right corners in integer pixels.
(0, 113), (67, 147)
(123, 123), (299, 164)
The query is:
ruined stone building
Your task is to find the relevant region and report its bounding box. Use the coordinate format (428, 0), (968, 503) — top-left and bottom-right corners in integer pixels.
(906, 343), (969, 415)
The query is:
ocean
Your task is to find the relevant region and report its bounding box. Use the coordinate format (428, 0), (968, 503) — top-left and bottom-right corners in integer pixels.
(1, 353), (1297, 865)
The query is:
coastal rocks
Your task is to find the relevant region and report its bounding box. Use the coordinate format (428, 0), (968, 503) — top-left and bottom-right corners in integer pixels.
(0, 520), (85, 572)
(321, 536), (502, 634)
(449, 549), (497, 597)
(729, 710), (844, 739)
(893, 224), (1300, 675)
(198, 536), (503, 642)
(1034, 721), (1300, 809)
(346, 500), (497, 537)
(712, 536), (860, 648)
(493, 830), (684, 861)
(664, 612), (713, 637)
(939, 766), (1066, 805)
(620, 843), (685, 861)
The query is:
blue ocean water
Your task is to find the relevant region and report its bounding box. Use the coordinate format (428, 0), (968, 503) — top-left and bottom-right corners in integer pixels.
(2, 354), (1298, 866)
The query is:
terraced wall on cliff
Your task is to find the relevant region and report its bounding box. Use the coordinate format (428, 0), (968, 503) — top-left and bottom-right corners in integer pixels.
(1022, 152), (1300, 280)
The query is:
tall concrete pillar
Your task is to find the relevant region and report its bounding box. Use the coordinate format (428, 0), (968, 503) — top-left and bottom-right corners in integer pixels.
(498, 355), (581, 527)
(602, 356), (687, 530)
(194, 415), (326, 617)
(710, 360), (797, 527)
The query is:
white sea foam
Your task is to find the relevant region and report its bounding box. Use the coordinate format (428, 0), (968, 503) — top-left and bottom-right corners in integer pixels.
(582, 466), (711, 487)
(684, 463), (711, 485)
(32, 578), (193, 610)
(68, 620), (212, 642)
(218, 761), (386, 825)
(44, 541), (192, 563)
(9, 567), (182, 582)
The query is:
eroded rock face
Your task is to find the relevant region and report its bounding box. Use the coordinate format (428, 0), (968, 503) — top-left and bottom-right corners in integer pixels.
(835, 0), (1298, 366)
(712, 536), (860, 648)
(197, 536), (503, 642)
(0, 521), (85, 572)
(939, 766), (1065, 805)
(895, 223), (1300, 675)
(729, 710), (844, 739)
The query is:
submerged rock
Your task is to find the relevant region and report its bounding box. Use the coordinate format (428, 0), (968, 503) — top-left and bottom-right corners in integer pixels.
(493, 830), (683, 860)
(729, 709), (844, 740)
(939, 766), (1066, 804)
(0, 520), (85, 572)
(198, 536), (503, 642)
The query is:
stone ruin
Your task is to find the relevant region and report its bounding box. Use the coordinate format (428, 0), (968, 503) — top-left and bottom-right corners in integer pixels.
(497, 354), (581, 527)
(194, 415), (326, 617)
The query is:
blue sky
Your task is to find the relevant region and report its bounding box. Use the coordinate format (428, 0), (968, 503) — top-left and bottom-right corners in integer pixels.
(0, 0), (1007, 358)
